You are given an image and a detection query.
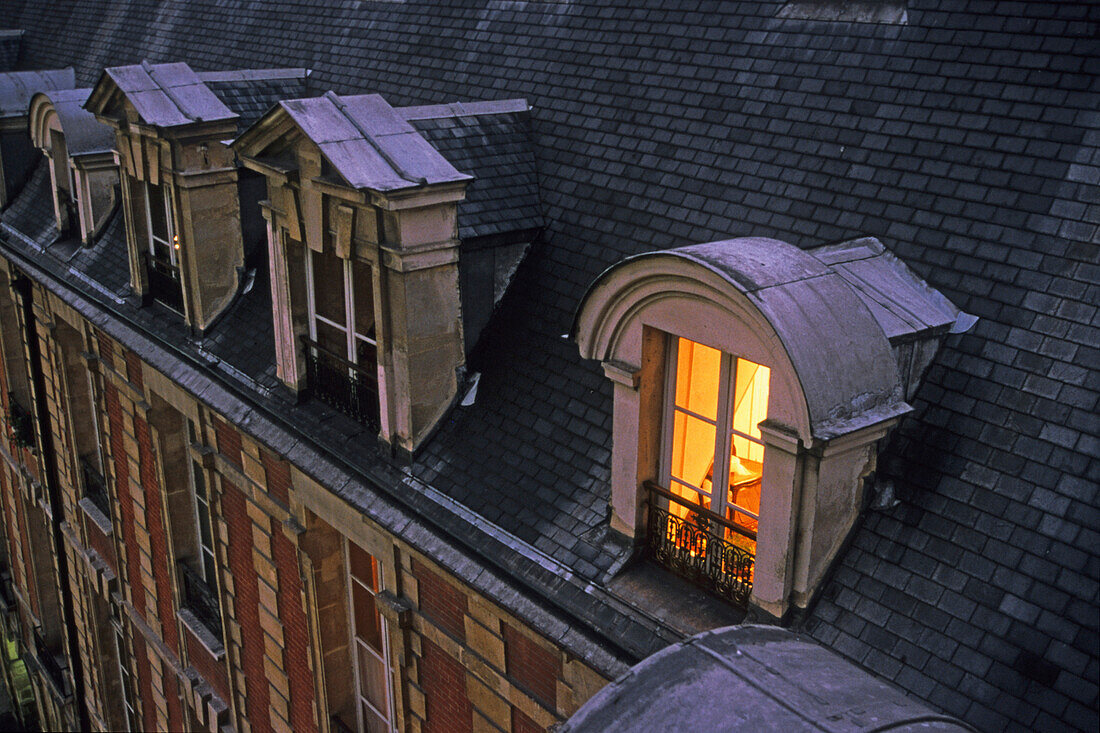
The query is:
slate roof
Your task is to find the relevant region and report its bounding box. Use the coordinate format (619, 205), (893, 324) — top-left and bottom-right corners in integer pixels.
(201, 69), (310, 134)
(32, 87), (115, 156)
(0, 30), (22, 72)
(0, 67), (73, 117)
(1, 2), (1097, 731)
(404, 100), (543, 240)
(267, 92), (470, 192)
(101, 61), (236, 126)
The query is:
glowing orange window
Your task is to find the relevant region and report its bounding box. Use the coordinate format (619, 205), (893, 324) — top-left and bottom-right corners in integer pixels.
(662, 337), (770, 551)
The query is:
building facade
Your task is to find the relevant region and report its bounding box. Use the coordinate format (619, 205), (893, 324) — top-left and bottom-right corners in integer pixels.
(0, 2), (1096, 733)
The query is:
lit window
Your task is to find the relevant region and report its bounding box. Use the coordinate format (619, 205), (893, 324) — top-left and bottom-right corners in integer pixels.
(303, 247), (379, 427)
(345, 540), (394, 733)
(653, 337), (769, 600)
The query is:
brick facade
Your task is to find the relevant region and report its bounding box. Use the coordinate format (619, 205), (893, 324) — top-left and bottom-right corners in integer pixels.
(420, 638), (472, 733)
(0, 282), (612, 731)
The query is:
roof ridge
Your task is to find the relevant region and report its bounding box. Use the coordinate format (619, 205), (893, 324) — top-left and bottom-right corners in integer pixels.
(141, 60), (198, 122)
(197, 68), (311, 83)
(400, 98), (529, 121)
(323, 90), (426, 186)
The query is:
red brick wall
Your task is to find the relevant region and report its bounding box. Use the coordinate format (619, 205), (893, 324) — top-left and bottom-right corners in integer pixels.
(84, 514), (117, 576)
(503, 624), (561, 709)
(420, 638), (472, 733)
(95, 331), (114, 371)
(11, 475), (37, 617)
(271, 520), (317, 733)
(512, 707), (543, 733)
(186, 626), (230, 703)
(106, 384), (145, 614)
(261, 451), (290, 506)
(134, 415), (179, 654)
(124, 350), (143, 389)
(414, 560), (468, 641)
(222, 482), (272, 733)
(214, 419), (242, 468)
(0, 468), (36, 617)
(164, 668), (182, 731)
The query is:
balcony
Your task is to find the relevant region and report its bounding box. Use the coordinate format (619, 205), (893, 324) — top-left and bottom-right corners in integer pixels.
(645, 481), (755, 607)
(178, 562), (222, 643)
(7, 393), (35, 451)
(32, 627), (68, 698)
(301, 336), (380, 431)
(142, 251), (184, 312)
(80, 455), (110, 519)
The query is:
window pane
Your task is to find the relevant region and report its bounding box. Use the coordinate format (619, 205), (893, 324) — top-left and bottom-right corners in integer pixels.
(191, 460), (207, 499)
(353, 582), (384, 652)
(355, 338), (378, 379)
(358, 646), (390, 718)
(311, 250), (346, 325)
(147, 183), (169, 241)
(352, 259), (375, 341)
(363, 702), (389, 733)
(670, 410), (716, 495)
(316, 321), (347, 358)
(348, 542), (376, 588)
(732, 358), (770, 443)
(674, 338), (720, 421)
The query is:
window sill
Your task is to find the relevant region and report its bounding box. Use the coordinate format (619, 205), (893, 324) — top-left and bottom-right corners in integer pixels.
(605, 560), (745, 638)
(178, 607), (225, 660)
(77, 497), (113, 536)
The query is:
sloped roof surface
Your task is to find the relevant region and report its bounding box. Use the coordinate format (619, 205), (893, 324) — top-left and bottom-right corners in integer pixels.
(0, 30), (23, 72)
(2, 2), (1097, 731)
(276, 92), (470, 191)
(202, 70), (310, 133)
(0, 67), (73, 116)
(102, 61), (235, 126)
(404, 101), (543, 240)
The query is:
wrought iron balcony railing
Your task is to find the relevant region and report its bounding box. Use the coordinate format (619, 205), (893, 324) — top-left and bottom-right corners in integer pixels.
(80, 455), (110, 519)
(7, 393), (35, 450)
(142, 251), (184, 313)
(178, 561), (222, 642)
(32, 627), (67, 695)
(645, 481), (755, 607)
(301, 336), (380, 431)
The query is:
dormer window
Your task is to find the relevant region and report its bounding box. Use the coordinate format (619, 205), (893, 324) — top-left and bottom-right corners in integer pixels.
(649, 337), (771, 604)
(303, 246), (379, 427)
(86, 62), (309, 333)
(663, 338), (768, 544)
(27, 85), (116, 245)
(0, 68), (75, 208)
(237, 93), (540, 456)
(140, 180), (183, 311)
(574, 236), (974, 619)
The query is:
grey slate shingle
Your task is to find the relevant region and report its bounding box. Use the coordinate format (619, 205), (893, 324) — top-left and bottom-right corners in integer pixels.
(1, 2), (1097, 730)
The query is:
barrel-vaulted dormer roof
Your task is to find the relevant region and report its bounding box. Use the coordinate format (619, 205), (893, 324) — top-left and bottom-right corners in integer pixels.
(575, 236), (972, 442)
(28, 88), (114, 157)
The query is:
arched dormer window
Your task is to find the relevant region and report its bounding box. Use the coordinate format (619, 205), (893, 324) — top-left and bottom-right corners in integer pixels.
(28, 88), (117, 244)
(574, 236), (973, 620)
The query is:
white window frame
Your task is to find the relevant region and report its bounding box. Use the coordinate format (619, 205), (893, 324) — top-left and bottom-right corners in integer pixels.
(304, 249), (377, 365)
(113, 625), (138, 732)
(187, 458), (217, 589)
(142, 180), (177, 266)
(344, 539), (395, 733)
(660, 337), (765, 525)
